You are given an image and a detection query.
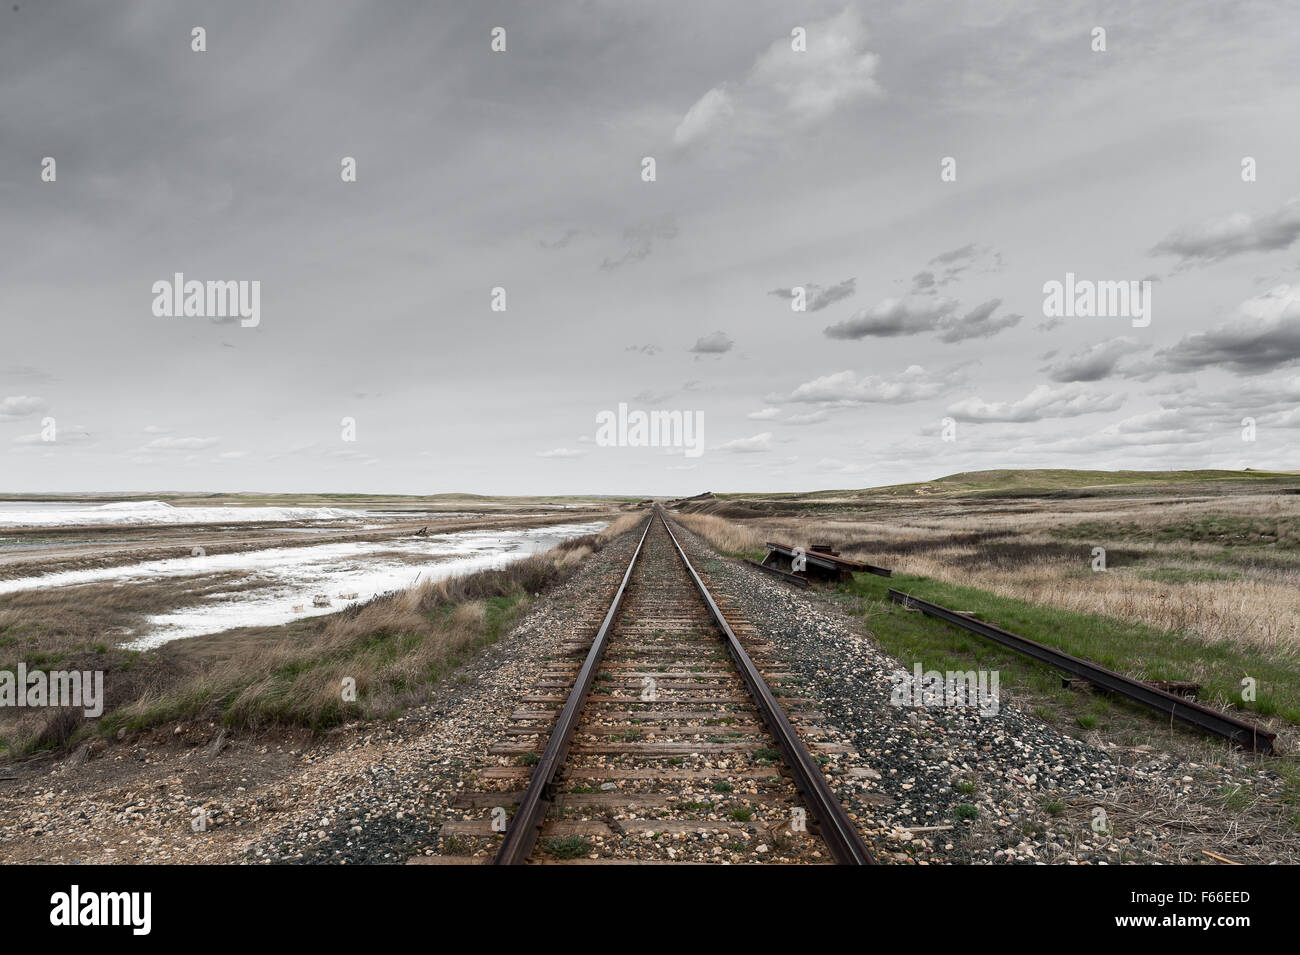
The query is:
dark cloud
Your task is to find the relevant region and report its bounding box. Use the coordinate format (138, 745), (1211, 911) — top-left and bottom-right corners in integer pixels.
(824, 296), (958, 339)
(690, 330), (733, 354)
(1151, 197), (1300, 266)
(1149, 285), (1300, 374)
(824, 295), (1017, 343)
(909, 270), (936, 293)
(937, 299), (1021, 343)
(1042, 337), (1148, 382)
(930, 243), (978, 265)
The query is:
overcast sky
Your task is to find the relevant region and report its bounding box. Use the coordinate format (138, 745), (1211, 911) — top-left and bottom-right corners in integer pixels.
(3, 1), (1300, 495)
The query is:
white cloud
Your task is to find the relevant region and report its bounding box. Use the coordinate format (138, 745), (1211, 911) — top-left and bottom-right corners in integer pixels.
(782, 410), (830, 425)
(139, 436), (219, 451)
(947, 384), (1124, 423)
(0, 395), (47, 420)
(673, 6), (881, 150)
(714, 432), (773, 453)
(785, 365), (962, 405)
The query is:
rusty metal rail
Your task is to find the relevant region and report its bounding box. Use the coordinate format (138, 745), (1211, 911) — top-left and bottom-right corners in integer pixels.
(494, 508), (875, 864)
(763, 541), (892, 580)
(491, 515), (653, 864)
(743, 557), (810, 588)
(888, 589), (1276, 754)
(663, 513), (875, 864)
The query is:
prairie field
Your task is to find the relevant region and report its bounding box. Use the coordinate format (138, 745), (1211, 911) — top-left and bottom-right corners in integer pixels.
(675, 473), (1300, 655)
(672, 470), (1300, 757)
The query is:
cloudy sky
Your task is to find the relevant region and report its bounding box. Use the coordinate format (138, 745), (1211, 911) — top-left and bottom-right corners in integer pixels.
(3, 1), (1300, 495)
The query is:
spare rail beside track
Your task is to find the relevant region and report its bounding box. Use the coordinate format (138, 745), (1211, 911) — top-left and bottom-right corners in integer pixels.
(888, 589), (1276, 754)
(761, 541), (892, 581)
(743, 557), (811, 588)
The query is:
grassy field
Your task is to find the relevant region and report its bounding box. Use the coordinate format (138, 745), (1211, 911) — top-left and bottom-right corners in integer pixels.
(673, 472), (1300, 831)
(841, 572), (1300, 728)
(675, 480), (1300, 653)
(0, 514), (642, 759)
(673, 468), (1300, 742)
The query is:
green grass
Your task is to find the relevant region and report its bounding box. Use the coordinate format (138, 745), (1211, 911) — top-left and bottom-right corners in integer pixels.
(541, 835), (591, 859)
(1067, 515), (1300, 549)
(1219, 784), (1255, 813)
(672, 800), (714, 812)
(1136, 566), (1243, 584)
(838, 572), (1300, 730)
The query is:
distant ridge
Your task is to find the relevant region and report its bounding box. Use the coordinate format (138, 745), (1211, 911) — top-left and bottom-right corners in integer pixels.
(706, 468), (1300, 505)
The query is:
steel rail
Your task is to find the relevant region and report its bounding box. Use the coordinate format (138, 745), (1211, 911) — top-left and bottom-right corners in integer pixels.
(764, 541), (893, 579)
(660, 511), (876, 864)
(743, 558), (811, 588)
(491, 515), (654, 865)
(888, 589), (1276, 754)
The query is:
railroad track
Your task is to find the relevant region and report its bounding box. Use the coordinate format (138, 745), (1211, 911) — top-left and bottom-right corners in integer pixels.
(439, 508), (875, 864)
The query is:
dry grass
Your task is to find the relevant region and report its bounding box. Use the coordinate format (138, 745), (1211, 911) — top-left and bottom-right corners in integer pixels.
(109, 516), (644, 735)
(1, 515), (643, 757)
(675, 495), (1300, 654)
